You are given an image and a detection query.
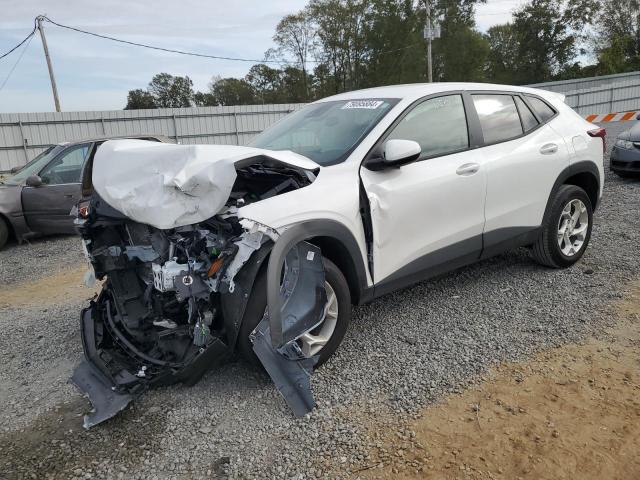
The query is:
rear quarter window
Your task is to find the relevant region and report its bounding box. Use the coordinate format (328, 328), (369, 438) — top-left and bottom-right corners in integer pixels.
(526, 96), (556, 122)
(514, 96), (539, 132)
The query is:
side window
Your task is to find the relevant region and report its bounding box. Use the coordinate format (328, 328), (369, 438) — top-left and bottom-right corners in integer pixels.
(39, 144), (90, 185)
(472, 94), (523, 144)
(387, 94), (469, 158)
(526, 96), (556, 122)
(514, 96), (539, 132)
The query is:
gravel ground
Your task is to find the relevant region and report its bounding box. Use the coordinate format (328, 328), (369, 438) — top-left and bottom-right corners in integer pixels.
(0, 121), (638, 479)
(0, 235), (84, 285)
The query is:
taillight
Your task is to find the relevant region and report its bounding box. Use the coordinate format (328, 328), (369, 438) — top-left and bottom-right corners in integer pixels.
(78, 200), (91, 219)
(588, 127), (606, 154)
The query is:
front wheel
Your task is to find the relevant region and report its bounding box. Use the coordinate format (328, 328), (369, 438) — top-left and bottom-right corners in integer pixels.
(531, 184), (593, 268)
(237, 256), (351, 368)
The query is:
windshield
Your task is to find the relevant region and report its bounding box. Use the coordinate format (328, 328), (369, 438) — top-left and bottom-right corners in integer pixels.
(4, 146), (60, 185)
(249, 98), (399, 166)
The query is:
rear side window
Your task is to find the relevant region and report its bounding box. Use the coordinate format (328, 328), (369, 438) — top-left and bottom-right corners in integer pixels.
(472, 94), (523, 144)
(514, 96), (539, 132)
(387, 94), (469, 158)
(526, 96), (556, 122)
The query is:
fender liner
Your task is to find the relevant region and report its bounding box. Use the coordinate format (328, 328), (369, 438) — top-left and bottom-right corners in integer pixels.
(220, 240), (273, 349)
(267, 220), (371, 309)
(543, 161), (601, 224)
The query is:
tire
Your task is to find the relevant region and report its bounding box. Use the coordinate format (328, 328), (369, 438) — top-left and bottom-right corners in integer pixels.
(237, 256), (351, 368)
(531, 184), (593, 268)
(0, 218), (9, 250)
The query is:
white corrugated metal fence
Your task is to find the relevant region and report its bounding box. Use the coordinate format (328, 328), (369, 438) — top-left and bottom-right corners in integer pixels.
(527, 71), (640, 115)
(0, 104), (304, 171)
(2, 71), (640, 171)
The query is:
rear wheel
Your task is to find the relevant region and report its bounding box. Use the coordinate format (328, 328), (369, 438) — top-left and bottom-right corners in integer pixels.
(531, 184), (593, 268)
(0, 218), (9, 250)
(237, 256), (351, 368)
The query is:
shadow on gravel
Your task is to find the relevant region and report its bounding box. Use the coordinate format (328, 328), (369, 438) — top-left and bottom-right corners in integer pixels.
(0, 396), (168, 480)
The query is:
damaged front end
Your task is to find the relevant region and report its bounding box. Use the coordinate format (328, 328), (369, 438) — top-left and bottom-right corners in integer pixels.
(72, 141), (328, 428)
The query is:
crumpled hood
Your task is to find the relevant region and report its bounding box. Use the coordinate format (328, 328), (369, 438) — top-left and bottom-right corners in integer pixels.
(92, 139), (319, 230)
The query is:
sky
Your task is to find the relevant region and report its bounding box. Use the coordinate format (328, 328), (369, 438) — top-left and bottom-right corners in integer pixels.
(0, 0), (524, 113)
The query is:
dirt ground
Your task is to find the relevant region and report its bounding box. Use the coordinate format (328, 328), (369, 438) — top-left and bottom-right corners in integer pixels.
(357, 283), (640, 480)
(0, 264), (100, 308)
(2, 261), (639, 480)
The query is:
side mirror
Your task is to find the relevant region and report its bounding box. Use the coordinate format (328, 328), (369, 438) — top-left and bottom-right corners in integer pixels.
(25, 175), (43, 187)
(636, 113), (640, 120)
(364, 139), (422, 171)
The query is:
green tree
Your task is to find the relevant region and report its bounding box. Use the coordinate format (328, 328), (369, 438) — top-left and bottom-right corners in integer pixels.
(510, 0), (598, 83)
(192, 91), (217, 107)
(272, 11), (317, 98)
(594, 0), (640, 73)
(432, 8), (489, 82)
(147, 73), (195, 108)
(124, 89), (156, 109)
(485, 24), (520, 84)
(361, 0), (423, 87)
(245, 64), (286, 103)
(308, 0), (371, 93)
(209, 77), (257, 105)
(280, 66), (310, 102)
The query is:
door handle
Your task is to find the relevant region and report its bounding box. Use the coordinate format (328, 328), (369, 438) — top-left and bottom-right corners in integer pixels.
(540, 143), (558, 155)
(64, 194), (74, 198)
(456, 163), (480, 176)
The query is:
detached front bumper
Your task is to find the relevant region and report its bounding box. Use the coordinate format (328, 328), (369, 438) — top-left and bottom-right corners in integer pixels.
(71, 303), (135, 429)
(72, 297), (229, 428)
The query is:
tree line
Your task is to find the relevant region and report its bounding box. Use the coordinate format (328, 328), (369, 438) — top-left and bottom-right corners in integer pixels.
(125, 0), (636, 109)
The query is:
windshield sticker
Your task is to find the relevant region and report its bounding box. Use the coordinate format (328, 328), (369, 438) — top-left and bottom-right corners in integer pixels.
(341, 100), (384, 110)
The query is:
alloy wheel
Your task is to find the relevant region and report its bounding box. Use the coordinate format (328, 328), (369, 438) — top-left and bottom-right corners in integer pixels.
(557, 199), (589, 257)
(297, 281), (339, 358)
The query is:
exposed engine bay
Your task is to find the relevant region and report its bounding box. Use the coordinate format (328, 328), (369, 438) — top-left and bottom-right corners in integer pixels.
(72, 143), (328, 428)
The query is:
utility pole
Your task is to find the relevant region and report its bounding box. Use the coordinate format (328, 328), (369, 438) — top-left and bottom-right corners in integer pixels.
(425, 0), (432, 83)
(37, 16), (61, 112)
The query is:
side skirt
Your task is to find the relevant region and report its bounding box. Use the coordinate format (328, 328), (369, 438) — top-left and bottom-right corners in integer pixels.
(368, 226), (539, 301)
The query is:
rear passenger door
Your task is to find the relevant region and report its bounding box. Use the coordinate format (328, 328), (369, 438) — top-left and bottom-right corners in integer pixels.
(470, 93), (570, 253)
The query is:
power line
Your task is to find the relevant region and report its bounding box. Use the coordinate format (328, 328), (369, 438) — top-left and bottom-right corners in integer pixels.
(0, 21), (37, 60)
(378, 42), (423, 56)
(0, 33), (34, 92)
(39, 16), (426, 66)
(40, 15), (287, 65)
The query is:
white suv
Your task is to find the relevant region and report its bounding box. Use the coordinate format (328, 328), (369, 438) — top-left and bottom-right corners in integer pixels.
(74, 83), (604, 426)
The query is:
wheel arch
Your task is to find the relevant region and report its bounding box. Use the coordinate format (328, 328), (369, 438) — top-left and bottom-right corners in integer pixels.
(0, 212), (16, 242)
(268, 220), (370, 307)
(563, 171), (599, 212)
(543, 161), (601, 225)
(224, 219), (370, 351)
(307, 235), (361, 305)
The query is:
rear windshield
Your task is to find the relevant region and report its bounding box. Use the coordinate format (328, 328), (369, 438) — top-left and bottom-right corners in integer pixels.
(250, 99), (399, 166)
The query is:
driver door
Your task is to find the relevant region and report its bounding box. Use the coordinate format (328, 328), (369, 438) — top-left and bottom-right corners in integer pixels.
(22, 143), (91, 234)
(360, 94), (487, 293)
